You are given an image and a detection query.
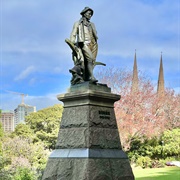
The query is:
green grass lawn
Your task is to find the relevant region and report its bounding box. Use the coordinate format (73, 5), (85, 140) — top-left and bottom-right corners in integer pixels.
(133, 167), (180, 180)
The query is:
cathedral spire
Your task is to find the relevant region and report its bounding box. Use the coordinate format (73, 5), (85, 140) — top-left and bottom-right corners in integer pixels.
(131, 50), (138, 93)
(157, 52), (165, 96)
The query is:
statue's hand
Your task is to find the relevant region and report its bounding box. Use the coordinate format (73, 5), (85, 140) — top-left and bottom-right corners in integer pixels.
(74, 46), (79, 52)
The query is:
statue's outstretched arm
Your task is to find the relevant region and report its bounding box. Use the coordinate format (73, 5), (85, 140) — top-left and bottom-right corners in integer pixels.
(70, 22), (78, 44)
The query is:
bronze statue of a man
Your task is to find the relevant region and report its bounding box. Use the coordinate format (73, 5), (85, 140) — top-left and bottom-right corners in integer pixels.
(66, 7), (99, 85)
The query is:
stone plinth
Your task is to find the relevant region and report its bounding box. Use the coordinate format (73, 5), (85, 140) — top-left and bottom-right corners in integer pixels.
(42, 82), (134, 180)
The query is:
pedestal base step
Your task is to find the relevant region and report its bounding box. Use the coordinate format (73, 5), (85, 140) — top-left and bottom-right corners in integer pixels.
(49, 148), (127, 159)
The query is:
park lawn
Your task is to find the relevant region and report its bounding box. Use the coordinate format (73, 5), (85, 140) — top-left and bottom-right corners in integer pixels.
(133, 167), (180, 180)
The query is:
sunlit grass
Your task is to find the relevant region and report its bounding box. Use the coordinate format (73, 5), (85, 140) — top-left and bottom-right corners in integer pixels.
(133, 167), (180, 180)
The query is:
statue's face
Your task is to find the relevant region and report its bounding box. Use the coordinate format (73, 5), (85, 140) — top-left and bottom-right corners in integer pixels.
(83, 10), (92, 21)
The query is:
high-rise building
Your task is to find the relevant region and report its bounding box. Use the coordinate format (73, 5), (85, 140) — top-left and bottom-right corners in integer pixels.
(0, 110), (14, 132)
(14, 104), (36, 127)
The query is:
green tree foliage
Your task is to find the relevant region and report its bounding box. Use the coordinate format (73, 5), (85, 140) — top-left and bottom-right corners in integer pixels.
(0, 123), (3, 154)
(12, 124), (34, 139)
(0, 155), (12, 180)
(136, 156), (152, 168)
(25, 104), (63, 149)
(0, 136), (49, 179)
(0, 104), (63, 179)
(128, 128), (180, 168)
(2, 136), (49, 169)
(0, 122), (4, 138)
(13, 167), (36, 180)
(158, 128), (180, 157)
(0, 123), (4, 163)
(150, 129), (180, 159)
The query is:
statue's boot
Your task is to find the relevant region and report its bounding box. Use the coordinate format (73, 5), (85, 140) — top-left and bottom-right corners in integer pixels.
(87, 61), (98, 83)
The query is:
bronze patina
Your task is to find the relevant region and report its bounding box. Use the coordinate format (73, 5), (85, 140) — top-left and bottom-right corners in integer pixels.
(66, 7), (105, 85)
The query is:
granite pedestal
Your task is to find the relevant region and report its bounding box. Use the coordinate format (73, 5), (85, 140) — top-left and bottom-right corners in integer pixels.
(42, 82), (134, 180)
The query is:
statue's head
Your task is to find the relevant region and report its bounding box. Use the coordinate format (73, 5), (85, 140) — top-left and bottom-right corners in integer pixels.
(80, 7), (93, 16)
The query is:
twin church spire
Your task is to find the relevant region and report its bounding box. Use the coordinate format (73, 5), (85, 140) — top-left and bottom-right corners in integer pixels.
(131, 51), (165, 95)
(131, 50), (138, 93)
(157, 53), (165, 96)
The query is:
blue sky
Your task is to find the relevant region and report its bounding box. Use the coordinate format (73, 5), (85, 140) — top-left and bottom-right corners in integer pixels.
(1, 0), (179, 111)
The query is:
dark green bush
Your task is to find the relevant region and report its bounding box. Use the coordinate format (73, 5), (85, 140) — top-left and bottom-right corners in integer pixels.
(13, 167), (36, 180)
(127, 128), (180, 168)
(136, 156), (152, 168)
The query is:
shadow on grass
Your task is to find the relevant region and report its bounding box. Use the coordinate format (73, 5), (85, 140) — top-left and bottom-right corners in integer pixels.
(134, 167), (180, 180)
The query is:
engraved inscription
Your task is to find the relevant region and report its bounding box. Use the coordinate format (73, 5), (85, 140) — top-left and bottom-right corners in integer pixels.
(99, 111), (110, 120)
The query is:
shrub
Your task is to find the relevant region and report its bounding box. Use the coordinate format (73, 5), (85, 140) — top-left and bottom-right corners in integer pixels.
(151, 159), (165, 168)
(136, 156), (152, 168)
(13, 167), (36, 180)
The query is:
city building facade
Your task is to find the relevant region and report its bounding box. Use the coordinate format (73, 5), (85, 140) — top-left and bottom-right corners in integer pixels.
(0, 110), (14, 132)
(14, 104), (36, 127)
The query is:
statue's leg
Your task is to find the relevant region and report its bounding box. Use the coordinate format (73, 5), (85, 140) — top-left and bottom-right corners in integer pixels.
(87, 61), (97, 82)
(91, 42), (98, 60)
(82, 44), (94, 62)
(82, 45), (97, 81)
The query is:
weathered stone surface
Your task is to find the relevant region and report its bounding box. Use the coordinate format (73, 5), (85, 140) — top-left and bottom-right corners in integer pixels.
(89, 106), (117, 128)
(60, 105), (117, 129)
(57, 83), (120, 108)
(43, 159), (88, 180)
(56, 127), (121, 149)
(57, 91), (120, 107)
(56, 127), (88, 148)
(69, 82), (111, 93)
(42, 159), (60, 180)
(43, 83), (134, 180)
(42, 158), (134, 180)
(89, 127), (121, 149)
(60, 106), (90, 128)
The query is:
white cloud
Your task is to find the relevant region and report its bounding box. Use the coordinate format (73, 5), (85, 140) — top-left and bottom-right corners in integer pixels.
(22, 91), (68, 111)
(14, 66), (36, 81)
(29, 78), (36, 85)
(0, 91), (64, 111)
(1, 0), (179, 111)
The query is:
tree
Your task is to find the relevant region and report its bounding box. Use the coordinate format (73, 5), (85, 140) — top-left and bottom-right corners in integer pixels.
(157, 89), (180, 129)
(0, 105), (63, 179)
(1, 136), (49, 179)
(160, 128), (180, 157)
(0, 122), (4, 138)
(12, 124), (34, 139)
(2, 136), (48, 166)
(0, 122), (4, 160)
(97, 67), (180, 151)
(13, 167), (36, 180)
(25, 104), (63, 149)
(97, 68), (155, 149)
